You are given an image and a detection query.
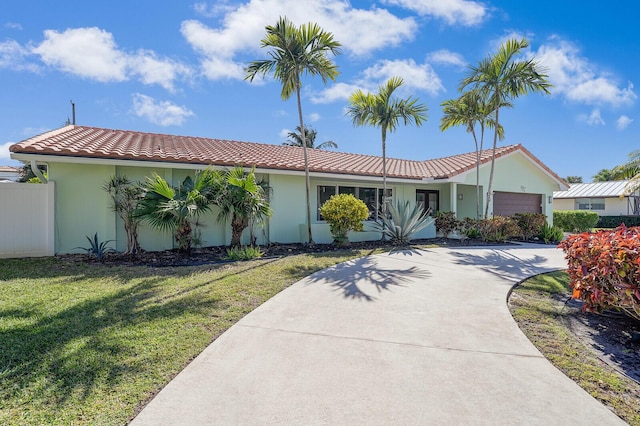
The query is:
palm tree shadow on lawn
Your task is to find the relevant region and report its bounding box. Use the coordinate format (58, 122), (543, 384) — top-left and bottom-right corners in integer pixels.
(0, 278), (220, 410)
(298, 252), (431, 301)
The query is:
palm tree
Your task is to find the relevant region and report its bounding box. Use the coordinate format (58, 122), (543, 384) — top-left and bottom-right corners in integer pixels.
(245, 17), (341, 244)
(346, 76), (428, 216)
(460, 38), (551, 218)
(136, 169), (220, 253)
(283, 125), (338, 150)
(440, 90), (505, 219)
(214, 167), (272, 248)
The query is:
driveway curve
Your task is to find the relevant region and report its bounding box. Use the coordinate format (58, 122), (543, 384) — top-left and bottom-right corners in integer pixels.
(131, 244), (624, 425)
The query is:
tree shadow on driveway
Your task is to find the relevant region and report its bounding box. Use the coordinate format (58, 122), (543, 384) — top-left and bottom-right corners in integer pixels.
(447, 245), (566, 282)
(302, 254), (431, 302)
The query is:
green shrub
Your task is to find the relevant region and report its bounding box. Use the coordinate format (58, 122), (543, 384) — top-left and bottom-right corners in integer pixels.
(459, 217), (481, 239)
(553, 210), (599, 232)
(480, 216), (520, 242)
(226, 245), (263, 260)
(435, 211), (460, 238)
(514, 213), (547, 240)
(372, 200), (434, 245)
(539, 223), (564, 244)
(596, 215), (640, 229)
(319, 193), (370, 246)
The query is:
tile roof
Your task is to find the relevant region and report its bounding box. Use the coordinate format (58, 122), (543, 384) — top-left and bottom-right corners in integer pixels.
(10, 125), (563, 184)
(553, 180), (633, 198)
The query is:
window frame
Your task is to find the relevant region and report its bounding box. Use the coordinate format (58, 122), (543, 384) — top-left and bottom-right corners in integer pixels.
(316, 184), (393, 221)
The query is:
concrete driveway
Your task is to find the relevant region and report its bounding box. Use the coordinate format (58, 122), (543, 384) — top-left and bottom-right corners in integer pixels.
(131, 244), (624, 425)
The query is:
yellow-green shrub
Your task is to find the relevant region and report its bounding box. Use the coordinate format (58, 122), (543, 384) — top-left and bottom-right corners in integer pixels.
(319, 194), (370, 246)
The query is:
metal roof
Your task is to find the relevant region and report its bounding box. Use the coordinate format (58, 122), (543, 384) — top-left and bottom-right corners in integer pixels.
(553, 180), (632, 198)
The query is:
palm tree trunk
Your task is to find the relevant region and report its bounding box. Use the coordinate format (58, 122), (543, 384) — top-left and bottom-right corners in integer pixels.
(484, 106), (500, 219)
(381, 128), (387, 215)
(296, 84), (314, 245)
(231, 215), (248, 248)
(471, 127), (480, 220)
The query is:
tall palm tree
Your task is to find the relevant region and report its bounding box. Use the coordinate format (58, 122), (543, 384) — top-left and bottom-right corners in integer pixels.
(346, 77), (428, 216)
(245, 17), (341, 244)
(214, 167), (272, 248)
(136, 169), (220, 253)
(440, 90), (506, 219)
(460, 38), (551, 218)
(283, 125), (338, 150)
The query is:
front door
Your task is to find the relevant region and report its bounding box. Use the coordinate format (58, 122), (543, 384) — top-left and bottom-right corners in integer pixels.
(416, 190), (439, 215)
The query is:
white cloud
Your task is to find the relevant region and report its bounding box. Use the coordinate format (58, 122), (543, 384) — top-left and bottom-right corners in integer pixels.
(533, 38), (637, 107)
(279, 128), (290, 138)
(5, 22), (23, 30)
(0, 39), (39, 72)
(616, 115), (633, 131)
(193, 1), (236, 17)
(382, 0), (487, 26)
(426, 49), (466, 68)
(362, 59), (444, 94)
(581, 108), (605, 126)
(181, 0), (417, 81)
(307, 112), (321, 122)
(32, 27), (190, 91)
(310, 82), (364, 104)
(132, 94), (194, 126)
(312, 58), (444, 104)
(0, 141), (14, 160)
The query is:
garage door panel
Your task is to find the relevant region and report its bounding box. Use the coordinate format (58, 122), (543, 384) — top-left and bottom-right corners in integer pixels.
(493, 192), (542, 216)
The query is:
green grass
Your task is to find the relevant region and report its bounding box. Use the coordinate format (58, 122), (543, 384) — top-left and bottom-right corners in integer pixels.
(0, 250), (378, 425)
(509, 271), (640, 425)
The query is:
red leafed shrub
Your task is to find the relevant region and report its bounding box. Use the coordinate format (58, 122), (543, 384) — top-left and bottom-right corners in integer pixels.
(558, 225), (640, 321)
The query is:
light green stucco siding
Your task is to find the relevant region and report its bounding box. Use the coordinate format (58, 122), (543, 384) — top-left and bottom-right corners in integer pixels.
(49, 163), (116, 254)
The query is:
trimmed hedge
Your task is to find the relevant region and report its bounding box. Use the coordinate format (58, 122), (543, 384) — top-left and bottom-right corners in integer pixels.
(596, 215), (640, 229)
(553, 210), (599, 232)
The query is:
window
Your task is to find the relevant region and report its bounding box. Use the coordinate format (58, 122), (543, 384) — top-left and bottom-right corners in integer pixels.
(317, 185), (392, 221)
(317, 185), (336, 220)
(576, 198), (605, 211)
(416, 190), (439, 215)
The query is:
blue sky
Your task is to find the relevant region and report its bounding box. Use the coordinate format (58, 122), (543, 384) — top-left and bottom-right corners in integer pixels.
(1, 0), (638, 182)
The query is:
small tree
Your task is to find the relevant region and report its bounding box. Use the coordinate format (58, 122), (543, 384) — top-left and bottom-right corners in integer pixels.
(214, 167), (272, 248)
(103, 176), (143, 254)
(319, 193), (369, 246)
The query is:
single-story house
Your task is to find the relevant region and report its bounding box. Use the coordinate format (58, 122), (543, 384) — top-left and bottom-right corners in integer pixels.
(0, 165), (21, 182)
(553, 180), (640, 216)
(10, 125), (568, 254)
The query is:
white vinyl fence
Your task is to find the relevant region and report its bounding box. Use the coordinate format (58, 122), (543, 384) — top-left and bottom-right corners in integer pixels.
(0, 182), (55, 258)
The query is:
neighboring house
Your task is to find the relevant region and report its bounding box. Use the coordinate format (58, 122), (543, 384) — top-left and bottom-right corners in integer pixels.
(10, 125), (568, 254)
(0, 165), (21, 182)
(553, 180), (640, 216)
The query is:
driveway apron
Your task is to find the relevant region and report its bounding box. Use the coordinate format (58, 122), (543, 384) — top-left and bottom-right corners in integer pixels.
(131, 244), (625, 425)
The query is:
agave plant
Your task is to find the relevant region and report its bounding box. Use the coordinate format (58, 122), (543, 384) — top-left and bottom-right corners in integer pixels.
(372, 200), (434, 245)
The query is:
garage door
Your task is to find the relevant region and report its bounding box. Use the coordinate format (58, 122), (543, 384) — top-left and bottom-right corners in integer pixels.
(493, 192), (542, 216)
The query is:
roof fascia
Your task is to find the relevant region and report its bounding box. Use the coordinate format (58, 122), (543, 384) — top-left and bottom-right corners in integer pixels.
(10, 153), (426, 184)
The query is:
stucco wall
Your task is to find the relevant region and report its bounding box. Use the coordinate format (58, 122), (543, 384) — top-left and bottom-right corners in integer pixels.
(49, 162), (116, 254)
(553, 197), (631, 216)
(462, 151), (560, 223)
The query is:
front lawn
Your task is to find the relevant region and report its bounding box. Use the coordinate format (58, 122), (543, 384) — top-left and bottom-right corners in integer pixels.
(0, 251), (375, 425)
